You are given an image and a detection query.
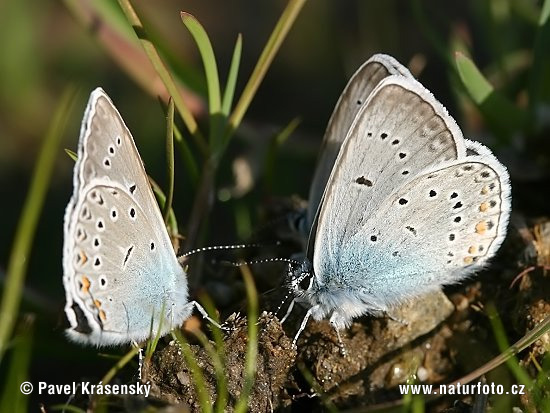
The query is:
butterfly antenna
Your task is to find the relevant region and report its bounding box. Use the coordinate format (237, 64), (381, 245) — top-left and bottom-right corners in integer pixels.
(178, 242), (281, 263)
(275, 290), (293, 316)
(220, 257), (301, 267)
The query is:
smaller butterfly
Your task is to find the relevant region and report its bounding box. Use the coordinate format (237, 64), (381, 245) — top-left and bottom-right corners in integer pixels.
(286, 54), (511, 343)
(63, 88), (214, 346)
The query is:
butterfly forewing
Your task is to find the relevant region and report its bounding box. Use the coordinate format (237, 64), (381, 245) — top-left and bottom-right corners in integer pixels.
(312, 75), (467, 267)
(307, 54), (415, 228)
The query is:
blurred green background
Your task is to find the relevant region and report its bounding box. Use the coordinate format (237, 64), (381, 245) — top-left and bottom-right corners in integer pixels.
(0, 0), (549, 410)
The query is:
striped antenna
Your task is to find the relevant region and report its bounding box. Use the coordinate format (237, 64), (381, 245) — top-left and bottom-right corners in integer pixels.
(178, 241), (281, 263)
(221, 257), (301, 267)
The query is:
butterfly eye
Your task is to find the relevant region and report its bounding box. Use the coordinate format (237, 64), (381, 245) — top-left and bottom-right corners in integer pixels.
(298, 273), (312, 290)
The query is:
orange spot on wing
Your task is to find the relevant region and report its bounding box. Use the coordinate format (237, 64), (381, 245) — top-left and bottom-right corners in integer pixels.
(479, 202), (488, 212)
(468, 246), (476, 254)
(94, 299), (102, 308)
(463, 256), (474, 264)
(80, 251), (88, 265)
(481, 186), (489, 195)
(476, 221), (487, 234)
(99, 310), (106, 321)
(81, 276), (90, 293)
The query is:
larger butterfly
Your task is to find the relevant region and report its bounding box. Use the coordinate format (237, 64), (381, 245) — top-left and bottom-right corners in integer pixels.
(287, 54), (511, 340)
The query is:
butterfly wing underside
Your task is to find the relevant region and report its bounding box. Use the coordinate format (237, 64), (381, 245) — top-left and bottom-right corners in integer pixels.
(307, 54), (415, 229)
(63, 88), (190, 346)
(312, 75), (510, 312)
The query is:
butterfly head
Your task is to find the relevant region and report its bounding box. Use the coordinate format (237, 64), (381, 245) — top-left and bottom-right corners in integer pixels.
(287, 259), (317, 300)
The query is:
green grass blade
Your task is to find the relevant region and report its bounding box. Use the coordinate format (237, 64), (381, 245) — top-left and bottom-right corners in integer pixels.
(234, 265), (258, 413)
(172, 331), (213, 413)
(173, 123), (200, 186)
(157, 97), (200, 187)
(199, 295), (227, 413)
(0, 87), (77, 362)
(181, 12), (221, 117)
(62, 0), (206, 122)
(447, 314), (550, 388)
(163, 97), (175, 223)
(0, 315), (34, 412)
(181, 12), (224, 152)
(533, 354), (550, 410)
(486, 302), (532, 387)
(541, 0), (550, 24)
(145, 302), (166, 360)
(192, 329), (228, 413)
(227, 0), (307, 135)
(222, 34), (242, 116)
(149, 177), (179, 238)
(455, 51), (493, 103)
(116, 0), (207, 155)
(455, 51), (525, 141)
(50, 404), (86, 413)
(100, 345), (141, 385)
(65, 148), (77, 161)
(296, 362), (338, 412)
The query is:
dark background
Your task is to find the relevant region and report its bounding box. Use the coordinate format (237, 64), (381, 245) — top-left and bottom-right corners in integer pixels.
(0, 0), (547, 409)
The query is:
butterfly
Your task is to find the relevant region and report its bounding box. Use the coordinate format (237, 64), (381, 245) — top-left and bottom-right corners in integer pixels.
(63, 88), (212, 346)
(286, 54), (511, 342)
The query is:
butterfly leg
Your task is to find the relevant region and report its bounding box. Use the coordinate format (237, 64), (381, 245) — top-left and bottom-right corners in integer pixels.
(131, 341), (144, 380)
(328, 313), (348, 356)
(372, 308), (408, 326)
(187, 301), (230, 331)
(292, 305), (317, 347)
(334, 328), (347, 357)
(280, 299), (296, 324)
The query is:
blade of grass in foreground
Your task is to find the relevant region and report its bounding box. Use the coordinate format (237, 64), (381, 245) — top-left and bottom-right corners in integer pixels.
(117, 0), (207, 155)
(222, 34), (243, 117)
(62, 0), (205, 119)
(163, 97), (175, 224)
(486, 303), (532, 387)
(0, 315), (34, 412)
(181, 12), (221, 117)
(200, 295), (228, 413)
(455, 52), (525, 141)
(173, 330), (213, 413)
(0, 87), (77, 362)
(234, 265), (258, 413)
(227, 0), (307, 136)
